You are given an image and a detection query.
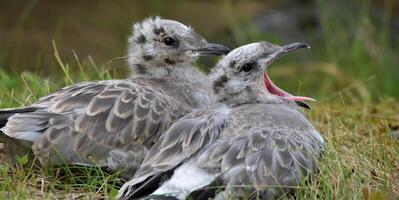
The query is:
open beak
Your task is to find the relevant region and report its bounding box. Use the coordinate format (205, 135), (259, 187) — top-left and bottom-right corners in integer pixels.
(262, 42), (315, 109)
(197, 43), (231, 56)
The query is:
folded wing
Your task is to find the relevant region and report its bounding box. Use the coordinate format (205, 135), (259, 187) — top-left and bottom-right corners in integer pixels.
(118, 105), (231, 199)
(1, 80), (185, 166)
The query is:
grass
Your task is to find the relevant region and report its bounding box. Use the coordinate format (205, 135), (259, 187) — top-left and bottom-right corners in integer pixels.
(0, 52), (123, 200)
(0, 47), (398, 200)
(299, 100), (399, 199)
(0, 1), (398, 199)
(222, 0), (399, 99)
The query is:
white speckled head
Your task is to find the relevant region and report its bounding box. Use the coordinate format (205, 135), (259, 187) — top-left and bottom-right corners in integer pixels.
(210, 41), (312, 108)
(127, 17), (230, 76)
(211, 42), (282, 87)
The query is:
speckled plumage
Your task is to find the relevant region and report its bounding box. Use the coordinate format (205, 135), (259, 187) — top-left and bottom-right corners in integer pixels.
(119, 42), (324, 200)
(0, 17), (230, 177)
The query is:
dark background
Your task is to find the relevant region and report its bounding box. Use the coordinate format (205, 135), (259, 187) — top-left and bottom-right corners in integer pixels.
(0, 0), (398, 100)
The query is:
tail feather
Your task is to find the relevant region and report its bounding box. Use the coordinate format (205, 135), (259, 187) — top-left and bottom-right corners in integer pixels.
(0, 107), (39, 128)
(187, 178), (223, 200)
(140, 195), (179, 200)
(118, 170), (175, 200)
(0, 107), (39, 114)
(0, 118), (7, 128)
(0, 112), (12, 128)
(0, 107), (38, 163)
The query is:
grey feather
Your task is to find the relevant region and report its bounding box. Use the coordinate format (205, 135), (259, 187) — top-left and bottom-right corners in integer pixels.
(1, 14), (229, 169)
(2, 75), (209, 168)
(118, 41), (323, 200)
(119, 103), (323, 199)
(117, 105), (230, 198)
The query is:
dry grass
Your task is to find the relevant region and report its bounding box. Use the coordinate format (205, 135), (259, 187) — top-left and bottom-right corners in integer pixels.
(0, 30), (398, 199)
(297, 100), (399, 199)
(0, 65), (398, 199)
(0, 0), (398, 198)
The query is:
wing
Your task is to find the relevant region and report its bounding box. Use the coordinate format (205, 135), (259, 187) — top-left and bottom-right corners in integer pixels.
(1, 81), (113, 137)
(117, 105), (231, 199)
(30, 81), (114, 111)
(0, 107), (39, 127)
(2, 79), (186, 166)
(196, 104), (324, 198)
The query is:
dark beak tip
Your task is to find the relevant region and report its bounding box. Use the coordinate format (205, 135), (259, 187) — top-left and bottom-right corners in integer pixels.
(295, 101), (311, 109)
(223, 47), (232, 55)
(303, 43), (311, 49)
(211, 44), (231, 55)
(280, 42), (311, 54)
(198, 43), (231, 56)
(295, 43), (311, 49)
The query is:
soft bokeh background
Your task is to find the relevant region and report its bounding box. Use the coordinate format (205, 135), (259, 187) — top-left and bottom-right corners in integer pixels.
(0, 0), (398, 101)
(1, 1), (399, 199)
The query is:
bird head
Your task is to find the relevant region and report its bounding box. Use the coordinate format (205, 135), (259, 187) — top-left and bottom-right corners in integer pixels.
(211, 41), (314, 108)
(127, 17), (231, 75)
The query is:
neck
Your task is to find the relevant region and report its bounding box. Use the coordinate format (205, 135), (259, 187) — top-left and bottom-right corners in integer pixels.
(127, 58), (213, 108)
(130, 63), (211, 99)
(129, 62), (209, 87)
(130, 62), (172, 79)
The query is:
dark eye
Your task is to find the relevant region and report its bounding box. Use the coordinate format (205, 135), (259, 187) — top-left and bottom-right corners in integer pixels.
(241, 63), (254, 72)
(162, 37), (175, 46)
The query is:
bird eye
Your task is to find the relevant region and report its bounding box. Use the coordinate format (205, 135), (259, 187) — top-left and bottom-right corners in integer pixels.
(162, 37), (175, 46)
(241, 63), (254, 72)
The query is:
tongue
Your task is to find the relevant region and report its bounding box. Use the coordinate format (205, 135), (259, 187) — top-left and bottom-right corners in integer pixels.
(263, 73), (316, 101)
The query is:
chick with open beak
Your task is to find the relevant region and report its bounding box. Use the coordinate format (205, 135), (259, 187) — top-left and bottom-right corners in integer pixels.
(211, 41), (315, 109)
(118, 41), (324, 200)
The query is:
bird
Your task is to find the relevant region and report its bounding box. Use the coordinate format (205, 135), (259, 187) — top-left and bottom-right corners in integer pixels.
(0, 16), (231, 177)
(118, 41), (324, 200)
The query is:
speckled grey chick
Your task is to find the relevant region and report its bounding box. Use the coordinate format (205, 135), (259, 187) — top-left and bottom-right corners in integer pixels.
(0, 17), (230, 176)
(118, 41), (324, 200)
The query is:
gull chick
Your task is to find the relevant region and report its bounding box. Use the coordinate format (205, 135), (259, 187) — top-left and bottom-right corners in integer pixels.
(0, 17), (230, 176)
(118, 41), (324, 199)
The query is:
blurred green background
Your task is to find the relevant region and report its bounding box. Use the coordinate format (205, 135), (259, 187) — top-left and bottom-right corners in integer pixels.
(0, 0), (398, 102)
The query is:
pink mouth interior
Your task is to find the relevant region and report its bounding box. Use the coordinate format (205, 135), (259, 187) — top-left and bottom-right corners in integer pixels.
(263, 73), (316, 102)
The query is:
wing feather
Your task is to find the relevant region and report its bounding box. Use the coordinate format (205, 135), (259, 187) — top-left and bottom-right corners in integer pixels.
(200, 104), (324, 198)
(118, 105), (231, 199)
(3, 79), (189, 168)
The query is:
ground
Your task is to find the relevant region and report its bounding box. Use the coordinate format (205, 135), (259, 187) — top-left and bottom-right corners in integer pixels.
(0, 67), (398, 199)
(1, 0), (398, 199)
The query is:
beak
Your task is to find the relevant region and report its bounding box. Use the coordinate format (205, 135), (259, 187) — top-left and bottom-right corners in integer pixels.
(260, 42), (313, 109)
(265, 43), (310, 65)
(295, 101), (311, 109)
(283, 43), (311, 109)
(197, 43), (231, 56)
